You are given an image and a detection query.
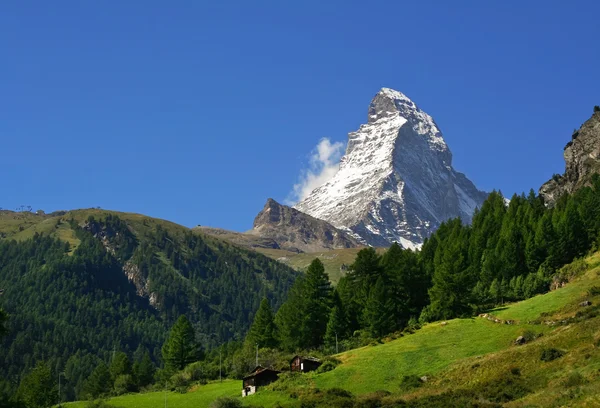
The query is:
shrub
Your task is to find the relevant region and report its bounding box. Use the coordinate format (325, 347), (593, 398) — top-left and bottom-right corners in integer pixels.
(540, 348), (565, 362)
(562, 372), (586, 388)
(399, 375), (422, 390)
(85, 401), (116, 408)
(209, 397), (243, 408)
(184, 362), (205, 382)
(594, 105), (600, 113)
(588, 286), (600, 296)
(113, 374), (136, 395)
(521, 330), (538, 342)
(316, 357), (341, 374)
(556, 258), (587, 283)
(325, 388), (353, 399)
(356, 391), (392, 408)
(168, 372), (189, 392)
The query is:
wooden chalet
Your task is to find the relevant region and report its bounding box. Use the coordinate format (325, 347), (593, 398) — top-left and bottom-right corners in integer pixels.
(242, 366), (281, 397)
(290, 355), (322, 373)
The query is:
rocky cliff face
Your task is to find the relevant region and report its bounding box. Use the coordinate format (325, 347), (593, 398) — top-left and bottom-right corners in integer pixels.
(540, 112), (600, 205)
(248, 198), (361, 252)
(294, 88), (487, 249)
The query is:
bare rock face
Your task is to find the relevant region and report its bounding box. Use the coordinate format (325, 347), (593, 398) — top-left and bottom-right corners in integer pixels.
(540, 112), (600, 205)
(248, 198), (362, 253)
(294, 88), (487, 249)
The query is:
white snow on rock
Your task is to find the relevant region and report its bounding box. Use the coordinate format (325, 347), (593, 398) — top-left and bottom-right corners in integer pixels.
(294, 88), (487, 249)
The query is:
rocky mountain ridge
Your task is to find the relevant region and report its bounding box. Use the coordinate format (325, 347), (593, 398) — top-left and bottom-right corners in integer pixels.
(294, 88), (488, 248)
(540, 111), (600, 205)
(247, 198), (362, 252)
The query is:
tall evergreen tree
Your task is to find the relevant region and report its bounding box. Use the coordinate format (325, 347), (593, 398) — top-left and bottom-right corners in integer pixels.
(162, 315), (199, 371)
(362, 277), (395, 338)
(324, 290), (348, 349)
(423, 222), (472, 321)
(246, 298), (278, 349)
(132, 352), (156, 388)
(347, 248), (382, 307)
(557, 199), (588, 263)
(110, 352), (131, 380)
(83, 362), (112, 399)
(299, 259), (332, 349)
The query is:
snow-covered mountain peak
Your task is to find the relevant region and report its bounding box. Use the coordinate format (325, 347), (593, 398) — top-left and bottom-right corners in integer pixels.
(294, 88), (487, 249)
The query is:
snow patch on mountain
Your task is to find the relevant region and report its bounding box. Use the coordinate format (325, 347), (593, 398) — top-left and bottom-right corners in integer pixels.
(294, 88), (487, 249)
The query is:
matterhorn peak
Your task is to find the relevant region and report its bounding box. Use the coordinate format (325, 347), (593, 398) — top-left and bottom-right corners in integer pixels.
(294, 88), (487, 249)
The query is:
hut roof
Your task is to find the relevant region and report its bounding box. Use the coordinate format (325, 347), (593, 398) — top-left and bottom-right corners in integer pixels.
(290, 355), (321, 363)
(243, 366), (281, 380)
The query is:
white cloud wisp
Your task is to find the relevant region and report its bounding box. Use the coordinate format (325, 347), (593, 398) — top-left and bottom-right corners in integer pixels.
(287, 138), (345, 204)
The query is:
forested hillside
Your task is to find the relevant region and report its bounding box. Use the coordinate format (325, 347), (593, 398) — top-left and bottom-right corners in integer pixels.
(244, 175), (600, 354)
(0, 210), (298, 400)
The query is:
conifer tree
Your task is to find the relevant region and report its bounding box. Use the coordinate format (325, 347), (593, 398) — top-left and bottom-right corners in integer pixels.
(557, 199), (588, 263)
(246, 298), (278, 349)
(489, 278), (501, 304)
(324, 290), (348, 349)
(110, 351), (131, 380)
(299, 259), (332, 349)
(362, 277), (395, 337)
(347, 247), (382, 307)
(84, 362), (112, 399)
(162, 315), (199, 371)
(133, 352), (156, 388)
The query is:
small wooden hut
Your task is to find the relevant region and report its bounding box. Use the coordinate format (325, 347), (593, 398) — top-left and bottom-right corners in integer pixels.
(289, 355), (322, 373)
(242, 366), (281, 397)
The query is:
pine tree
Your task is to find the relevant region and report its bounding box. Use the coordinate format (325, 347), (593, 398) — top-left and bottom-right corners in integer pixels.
(347, 247), (382, 307)
(246, 298), (278, 349)
(110, 351), (131, 380)
(162, 315), (199, 371)
(16, 362), (57, 408)
(324, 290), (348, 349)
(133, 352), (155, 388)
(299, 259), (332, 349)
(425, 221), (473, 320)
(84, 362), (112, 399)
(557, 199), (588, 263)
(489, 278), (501, 304)
(362, 277), (395, 338)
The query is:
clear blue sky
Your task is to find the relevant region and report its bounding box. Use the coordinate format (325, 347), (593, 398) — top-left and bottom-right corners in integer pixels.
(2, 1), (599, 231)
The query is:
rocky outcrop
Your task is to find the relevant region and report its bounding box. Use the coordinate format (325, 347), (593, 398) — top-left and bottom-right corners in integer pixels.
(123, 261), (158, 308)
(295, 88), (487, 249)
(540, 112), (600, 205)
(248, 198), (362, 253)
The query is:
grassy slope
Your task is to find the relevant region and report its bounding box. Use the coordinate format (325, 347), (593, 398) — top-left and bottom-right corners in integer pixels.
(265, 247), (387, 283)
(67, 252), (600, 408)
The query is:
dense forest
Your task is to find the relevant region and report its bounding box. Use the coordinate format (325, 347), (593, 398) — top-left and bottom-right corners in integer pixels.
(245, 175), (600, 354)
(0, 214), (298, 401)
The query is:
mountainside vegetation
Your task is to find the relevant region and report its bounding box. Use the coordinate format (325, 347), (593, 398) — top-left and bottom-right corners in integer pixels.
(0, 209), (298, 401)
(65, 249), (600, 407)
(3, 158), (600, 407)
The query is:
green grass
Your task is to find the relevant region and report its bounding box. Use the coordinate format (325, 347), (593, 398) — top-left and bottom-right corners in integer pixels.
(492, 256), (600, 322)
(314, 319), (539, 394)
(67, 381), (240, 408)
(273, 247), (387, 283)
(65, 381), (291, 408)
